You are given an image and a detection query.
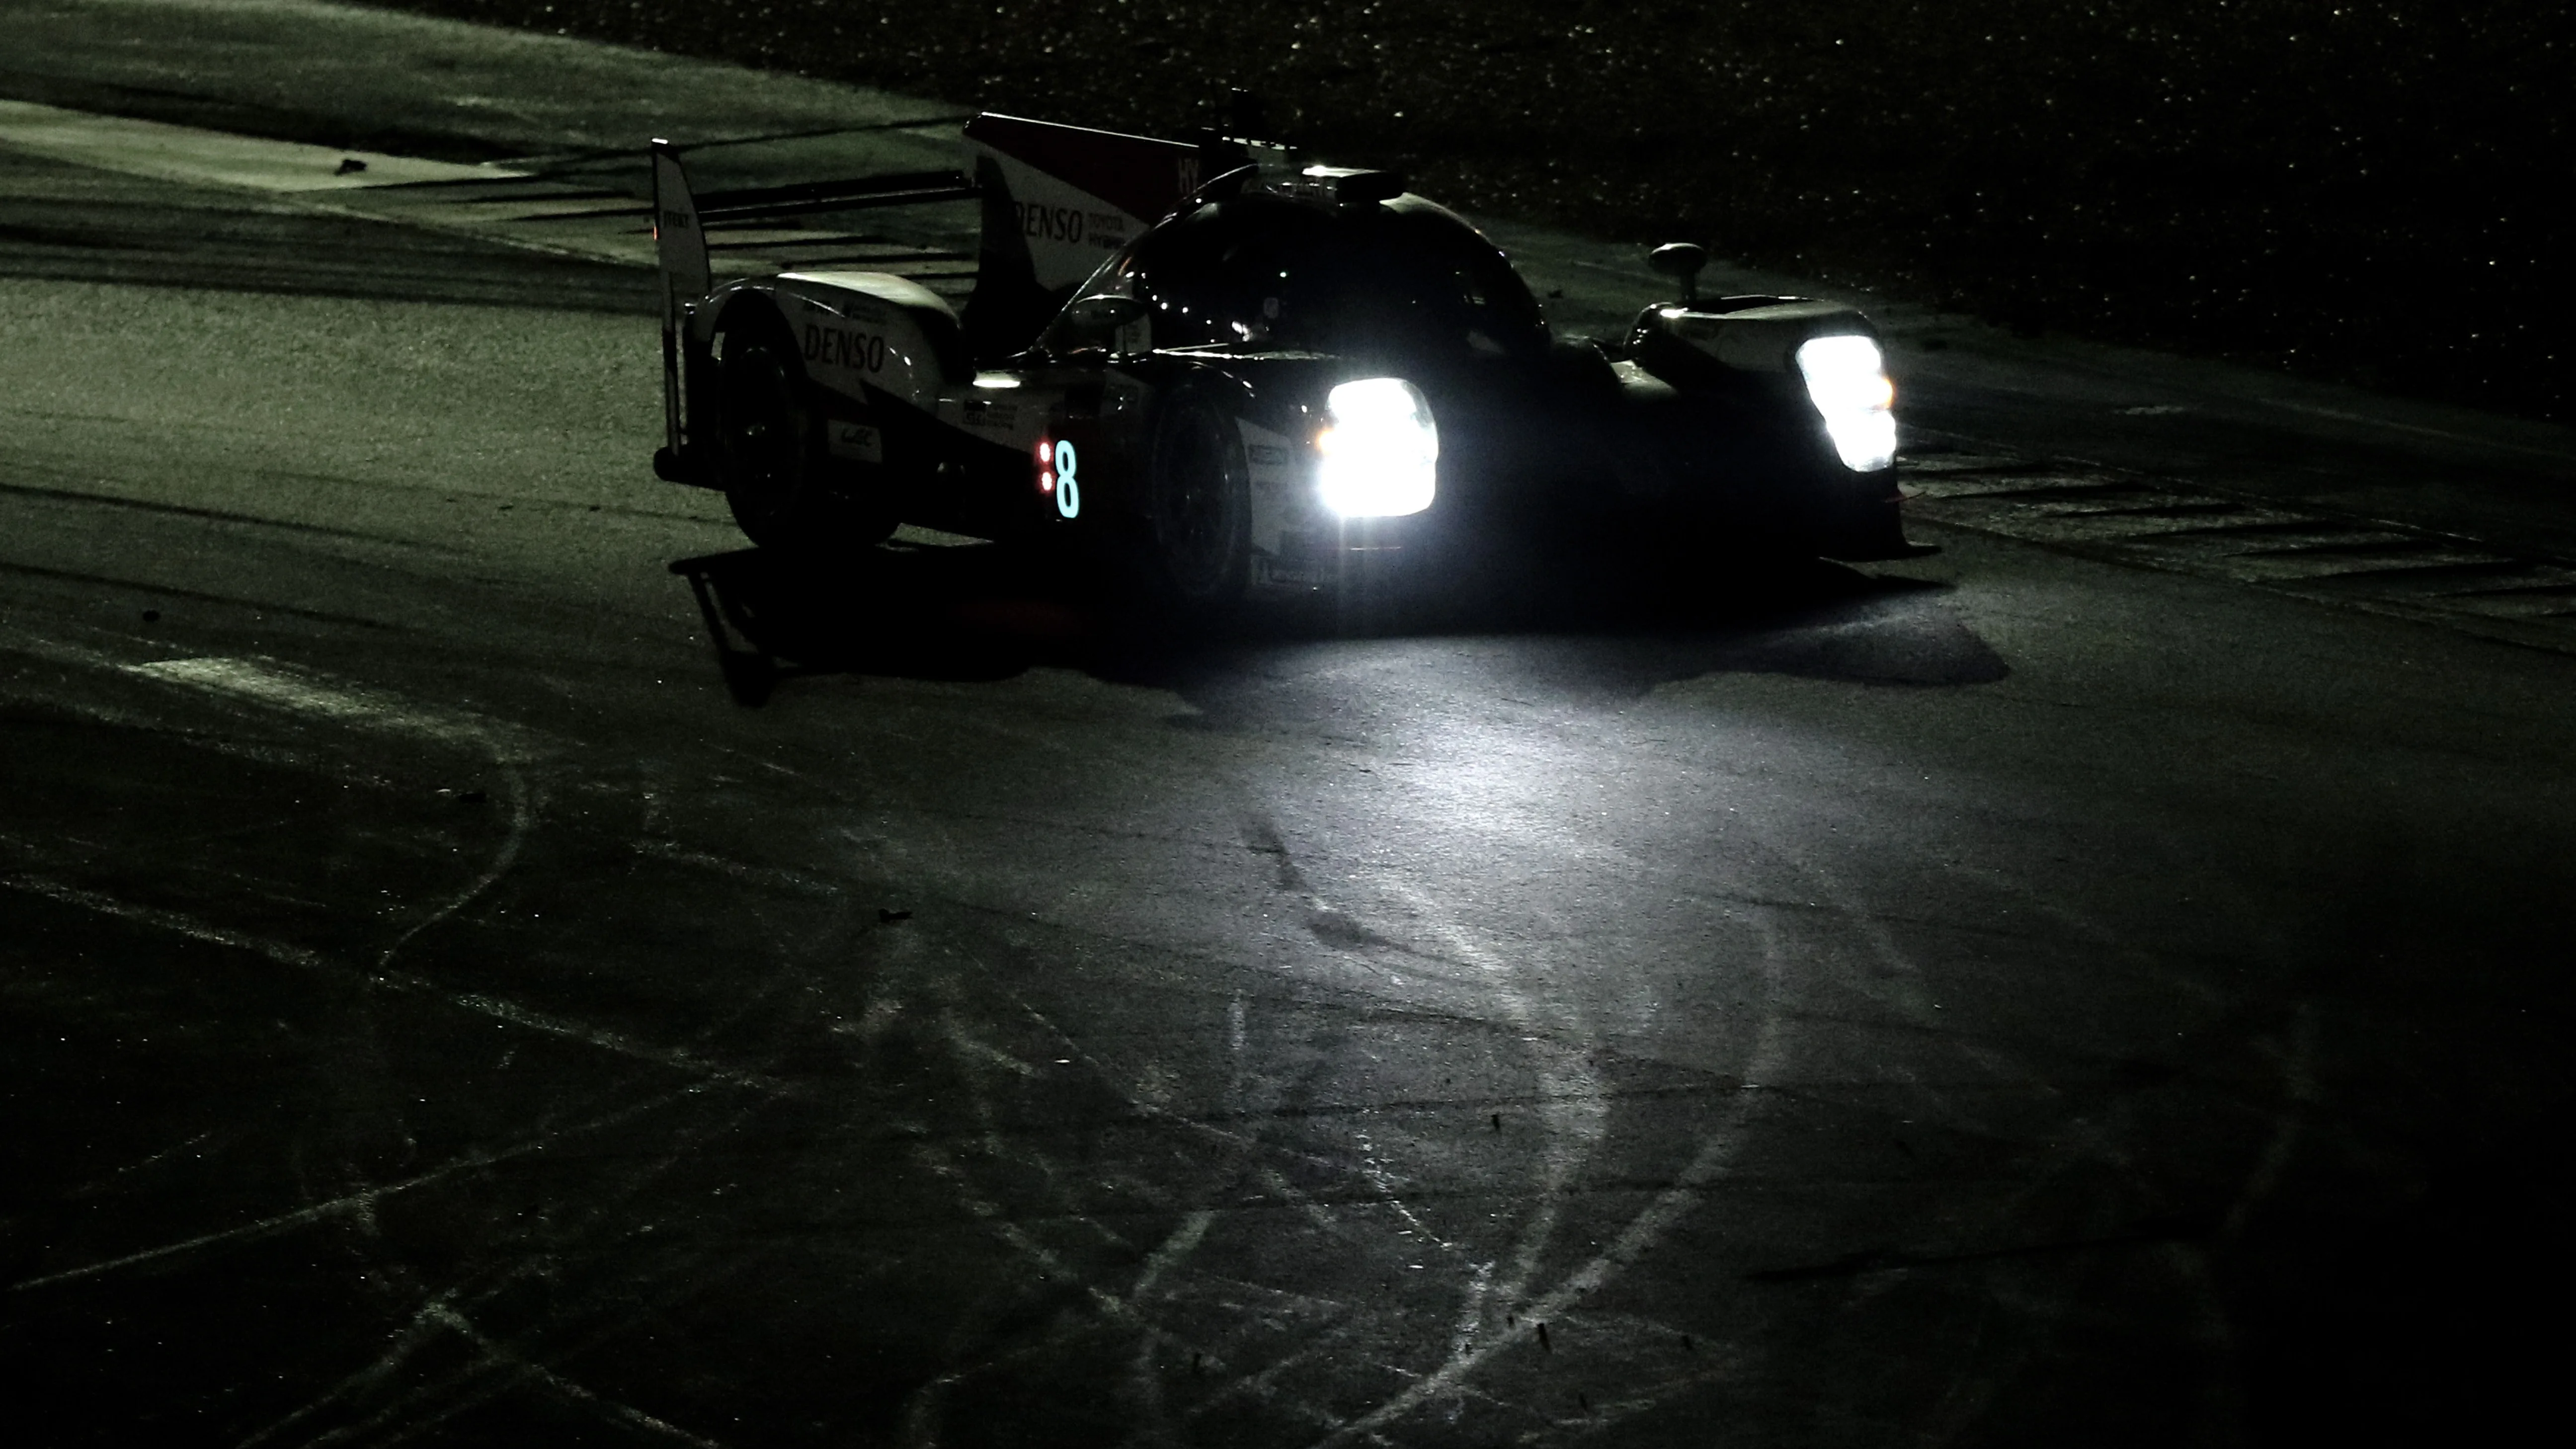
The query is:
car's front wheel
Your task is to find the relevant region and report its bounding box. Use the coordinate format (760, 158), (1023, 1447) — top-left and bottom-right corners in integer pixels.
(1147, 387), (1252, 610)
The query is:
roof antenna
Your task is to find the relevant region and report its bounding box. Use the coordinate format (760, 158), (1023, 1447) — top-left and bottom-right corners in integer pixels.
(1223, 88), (1272, 145)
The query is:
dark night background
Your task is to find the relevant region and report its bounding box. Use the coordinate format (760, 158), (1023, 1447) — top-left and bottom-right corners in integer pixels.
(4, 4), (2573, 1443)
(373, 0), (2570, 421)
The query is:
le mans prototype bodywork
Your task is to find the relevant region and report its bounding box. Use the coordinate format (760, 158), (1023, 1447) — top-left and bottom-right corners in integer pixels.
(649, 113), (1906, 606)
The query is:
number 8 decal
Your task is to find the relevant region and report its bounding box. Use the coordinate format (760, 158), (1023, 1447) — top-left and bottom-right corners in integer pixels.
(1053, 438), (1081, 519)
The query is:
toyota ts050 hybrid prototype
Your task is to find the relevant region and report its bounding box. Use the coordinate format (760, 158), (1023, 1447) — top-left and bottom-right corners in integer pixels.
(648, 112), (1908, 606)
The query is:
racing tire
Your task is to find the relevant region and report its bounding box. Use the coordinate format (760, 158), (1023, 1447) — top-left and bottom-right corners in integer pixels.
(713, 316), (896, 553)
(1146, 387), (1252, 612)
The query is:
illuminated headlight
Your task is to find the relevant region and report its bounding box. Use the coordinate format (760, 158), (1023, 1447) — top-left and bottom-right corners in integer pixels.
(1315, 378), (1438, 518)
(1795, 335), (1897, 472)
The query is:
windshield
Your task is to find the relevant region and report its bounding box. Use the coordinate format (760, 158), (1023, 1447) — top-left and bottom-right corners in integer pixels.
(1126, 196), (1548, 362)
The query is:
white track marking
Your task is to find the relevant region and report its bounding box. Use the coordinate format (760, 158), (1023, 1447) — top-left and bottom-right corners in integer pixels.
(124, 656), (531, 758)
(5, 873), (332, 971)
(0, 98), (519, 192)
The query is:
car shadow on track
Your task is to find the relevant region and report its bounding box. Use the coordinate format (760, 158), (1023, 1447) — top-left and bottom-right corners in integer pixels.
(668, 529), (2007, 709)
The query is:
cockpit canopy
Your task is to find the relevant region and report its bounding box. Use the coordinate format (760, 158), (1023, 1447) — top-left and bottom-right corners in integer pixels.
(1060, 194), (1550, 364)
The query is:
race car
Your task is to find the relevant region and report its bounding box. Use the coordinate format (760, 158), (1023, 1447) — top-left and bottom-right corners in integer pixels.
(647, 112), (1907, 606)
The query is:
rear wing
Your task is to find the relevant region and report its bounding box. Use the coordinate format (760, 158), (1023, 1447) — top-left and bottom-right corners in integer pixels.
(647, 138), (975, 470)
(649, 117), (1232, 472)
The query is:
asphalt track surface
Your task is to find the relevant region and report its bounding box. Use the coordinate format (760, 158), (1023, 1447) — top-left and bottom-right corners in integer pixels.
(3, 7), (2573, 1448)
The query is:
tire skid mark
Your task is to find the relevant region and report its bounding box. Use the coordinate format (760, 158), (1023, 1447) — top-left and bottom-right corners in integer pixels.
(1000, 996), (1369, 1216)
(895, 1277), (1049, 1449)
(8, 1084), (701, 1292)
(0, 653), (395, 790)
(2219, 1002), (2320, 1245)
(23, 640), (818, 1439)
(1130, 1208), (1218, 1304)
(1122, 1209), (1221, 1449)
(373, 751), (532, 972)
(1519, 1361), (1742, 1449)
(927, 968), (1208, 1445)
(629, 837), (846, 896)
(390, 1174), (771, 1446)
(1885, 858), (2266, 1445)
(122, 655), (536, 759)
(1351, 1126), (1470, 1259)
(290, 1325), (530, 1449)
(235, 1281), (483, 1449)
(1, 874), (794, 1095)
(913, 964), (1379, 1435)
(239, 1258), (567, 1449)
(938, 997), (1138, 1254)
(905, 1139), (1175, 1341)
(1308, 905), (1794, 1447)
(399, 1302), (726, 1449)
(59, 1125), (239, 1201)
(1977, 867), (2321, 1226)
(1975, 867), (2240, 1010)
(897, 1317), (1104, 1449)
(263, 1091), (779, 1449)
(992, 806), (1794, 1441)
(1382, 882), (1606, 1353)
(1733, 825), (2045, 1177)
(106, 654), (539, 976)
(286, 1290), (715, 1449)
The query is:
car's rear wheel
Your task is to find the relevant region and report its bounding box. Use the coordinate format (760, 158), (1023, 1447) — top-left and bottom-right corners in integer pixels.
(714, 316), (895, 552)
(1147, 388), (1251, 610)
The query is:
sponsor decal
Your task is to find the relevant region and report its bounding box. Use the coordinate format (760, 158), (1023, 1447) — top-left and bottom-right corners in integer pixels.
(965, 114), (1199, 225)
(1255, 557), (1325, 588)
(1016, 201), (1084, 243)
(1237, 418), (1306, 564)
(960, 402), (1021, 439)
(828, 421), (884, 464)
(979, 156), (1143, 289)
(805, 322), (887, 374)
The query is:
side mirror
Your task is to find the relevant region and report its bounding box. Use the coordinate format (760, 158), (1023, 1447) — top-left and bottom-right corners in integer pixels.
(1065, 293), (1147, 333)
(1647, 242), (1708, 305)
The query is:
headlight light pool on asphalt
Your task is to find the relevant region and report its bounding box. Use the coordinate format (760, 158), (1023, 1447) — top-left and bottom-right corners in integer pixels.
(1316, 377), (1438, 518)
(1795, 335), (1898, 473)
